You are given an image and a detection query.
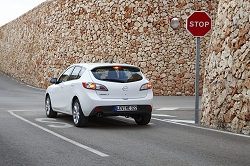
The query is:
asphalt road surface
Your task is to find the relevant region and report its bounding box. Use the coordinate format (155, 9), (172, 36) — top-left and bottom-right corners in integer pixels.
(1, 71), (250, 166)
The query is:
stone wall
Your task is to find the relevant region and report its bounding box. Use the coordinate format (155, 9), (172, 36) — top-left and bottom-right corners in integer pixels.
(201, 0), (250, 134)
(0, 0), (218, 96)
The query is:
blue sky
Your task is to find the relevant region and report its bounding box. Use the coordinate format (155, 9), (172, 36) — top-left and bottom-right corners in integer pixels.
(0, 0), (45, 26)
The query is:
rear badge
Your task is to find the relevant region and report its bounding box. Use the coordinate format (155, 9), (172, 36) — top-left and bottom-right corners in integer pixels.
(122, 86), (128, 91)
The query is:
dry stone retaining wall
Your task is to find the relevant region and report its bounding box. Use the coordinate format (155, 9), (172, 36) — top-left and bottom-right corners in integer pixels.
(1, 0), (249, 133)
(0, 0), (218, 96)
(201, 0), (250, 134)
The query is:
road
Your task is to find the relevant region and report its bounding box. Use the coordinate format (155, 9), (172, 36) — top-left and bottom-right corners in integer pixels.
(1, 70), (250, 166)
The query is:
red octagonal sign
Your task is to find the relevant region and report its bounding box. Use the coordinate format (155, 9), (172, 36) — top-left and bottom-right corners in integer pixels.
(186, 11), (212, 37)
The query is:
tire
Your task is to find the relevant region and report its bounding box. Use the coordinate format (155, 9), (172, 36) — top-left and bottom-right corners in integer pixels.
(45, 95), (57, 118)
(72, 99), (88, 127)
(134, 113), (151, 125)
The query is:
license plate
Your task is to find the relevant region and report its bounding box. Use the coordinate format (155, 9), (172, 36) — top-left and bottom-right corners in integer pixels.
(114, 105), (137, 111)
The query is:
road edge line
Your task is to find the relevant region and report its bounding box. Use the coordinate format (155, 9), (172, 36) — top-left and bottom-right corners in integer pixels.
(152, 117), (250, 138)
(8, 110), (109, 157)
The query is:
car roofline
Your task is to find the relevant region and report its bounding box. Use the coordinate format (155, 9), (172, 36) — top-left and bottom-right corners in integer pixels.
(72, 63), (139, 70)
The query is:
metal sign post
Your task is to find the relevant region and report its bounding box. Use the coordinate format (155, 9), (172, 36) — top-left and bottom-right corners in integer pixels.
(195, 37), (200, 124)
(186, 11), (212, 124)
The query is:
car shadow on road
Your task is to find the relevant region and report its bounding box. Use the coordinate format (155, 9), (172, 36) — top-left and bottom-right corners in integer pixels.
(56, 113), (153, 130)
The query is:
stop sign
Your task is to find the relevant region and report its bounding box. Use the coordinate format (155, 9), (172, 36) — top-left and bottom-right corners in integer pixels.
(186, 11), (212, 37)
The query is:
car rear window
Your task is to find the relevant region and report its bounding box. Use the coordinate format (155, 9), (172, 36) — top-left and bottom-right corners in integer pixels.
(91, 66), (143, 83)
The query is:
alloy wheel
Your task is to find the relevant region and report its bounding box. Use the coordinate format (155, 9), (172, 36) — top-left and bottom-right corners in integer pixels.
(73, 101), (80, 125)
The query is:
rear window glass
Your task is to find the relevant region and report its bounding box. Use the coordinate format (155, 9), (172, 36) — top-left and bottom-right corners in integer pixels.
(91, 66), (143, 83)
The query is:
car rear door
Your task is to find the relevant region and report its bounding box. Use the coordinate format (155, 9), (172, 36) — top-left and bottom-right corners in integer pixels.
(52, 66), (74, 112)
(61, 66), (83, 112)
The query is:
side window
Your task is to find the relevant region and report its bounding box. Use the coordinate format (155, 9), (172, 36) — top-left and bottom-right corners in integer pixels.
(68, 66), (83, 81)
(78, 67), (86, 77)
(57, 66), (74, 83)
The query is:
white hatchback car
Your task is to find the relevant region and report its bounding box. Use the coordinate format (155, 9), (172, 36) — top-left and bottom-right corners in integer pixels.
(45, 63), (153, 127)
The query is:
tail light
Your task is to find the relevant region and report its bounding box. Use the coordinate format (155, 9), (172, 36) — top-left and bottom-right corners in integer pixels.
(82, 82), (108, 91)
(140, 83), (152, 91)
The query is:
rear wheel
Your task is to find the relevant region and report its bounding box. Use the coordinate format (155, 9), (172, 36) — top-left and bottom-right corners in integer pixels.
(45, 95), (57, 118)
(134, 113), (151, 125)
(72, 99), (88, 127)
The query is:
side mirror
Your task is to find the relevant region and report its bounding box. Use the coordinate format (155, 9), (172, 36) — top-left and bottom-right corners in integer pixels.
(50, 78), (57, 84)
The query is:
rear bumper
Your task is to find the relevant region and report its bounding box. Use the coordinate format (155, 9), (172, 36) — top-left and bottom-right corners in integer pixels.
(89, 105), (152, 117)
(78, 90), (153, 116)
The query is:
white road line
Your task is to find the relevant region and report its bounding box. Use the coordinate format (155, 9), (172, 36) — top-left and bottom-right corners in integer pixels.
(8, 110), (109, 157)
(152, 117), (250, 138)
(166, 119), (195, 124)
(156, 107), (179, 111)
(26, 85), (44, 91)
(152, 114), (176, 118)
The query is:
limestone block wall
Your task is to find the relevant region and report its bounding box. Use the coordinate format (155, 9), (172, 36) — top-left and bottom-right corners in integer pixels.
(0, 0), (218, 96)
(201, 0), (250, 134)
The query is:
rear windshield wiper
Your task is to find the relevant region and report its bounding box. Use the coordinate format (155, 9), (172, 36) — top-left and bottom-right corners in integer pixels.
(102, 79), (126, 83)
